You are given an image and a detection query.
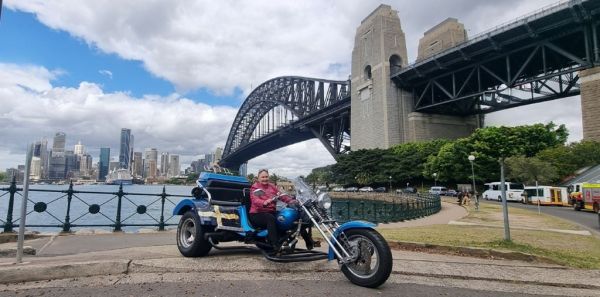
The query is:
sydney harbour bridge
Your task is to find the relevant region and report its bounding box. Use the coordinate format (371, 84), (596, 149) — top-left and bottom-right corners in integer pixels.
(221, 0), (600, 171)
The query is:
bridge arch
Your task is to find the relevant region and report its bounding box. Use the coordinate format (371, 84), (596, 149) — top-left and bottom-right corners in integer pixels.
(222, 76), (350, 169)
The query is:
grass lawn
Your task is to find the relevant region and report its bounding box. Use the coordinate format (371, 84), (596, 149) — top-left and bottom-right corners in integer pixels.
(377, 199), (600, 269)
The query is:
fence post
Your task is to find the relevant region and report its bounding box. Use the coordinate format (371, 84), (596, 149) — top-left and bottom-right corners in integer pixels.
(373, 201), (377, 223)
(114, 184), (124, 232)
(159, 186), (166, 231)
(3, 175), (18, 233)
(347, 200), (350, 221)
(62, 181), (74, 233)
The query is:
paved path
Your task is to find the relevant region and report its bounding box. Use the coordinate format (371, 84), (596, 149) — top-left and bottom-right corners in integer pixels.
(0, 201), (599, 296)
(378, 201), (468, 228)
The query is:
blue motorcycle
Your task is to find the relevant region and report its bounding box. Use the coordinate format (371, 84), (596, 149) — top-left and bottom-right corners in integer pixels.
(173, 172), (392, 288)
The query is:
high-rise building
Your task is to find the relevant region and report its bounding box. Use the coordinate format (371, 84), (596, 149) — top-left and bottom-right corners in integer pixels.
(144, 148), (158, 178)
(129, 134), (135, 171)
(51, 132), (66, 157)
(132, 152), (143, 177)
(214, 147), (223, 163)
(168, 155), (180, 177)
(79, 154), (93, 177)
(160, 153), (170, 176)
(74, 141), (85, 156)
(119, 128), (132, 169)
(30, 157), (42, 180)
(65, 151), (79, 179)
(205, 153), (213, 166)
(49, 132), (67, 180)
(98, 147), (110, 181)
(33, 138), (49, 179)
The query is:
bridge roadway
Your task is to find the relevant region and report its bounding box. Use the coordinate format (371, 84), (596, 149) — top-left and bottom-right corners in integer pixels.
(0, 201), (599, 296)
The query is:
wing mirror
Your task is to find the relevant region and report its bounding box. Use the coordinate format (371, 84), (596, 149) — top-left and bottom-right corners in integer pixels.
(253, 189), (265, 197)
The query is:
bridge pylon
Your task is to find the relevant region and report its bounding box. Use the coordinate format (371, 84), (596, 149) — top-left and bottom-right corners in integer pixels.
(351, 5), (480, 150)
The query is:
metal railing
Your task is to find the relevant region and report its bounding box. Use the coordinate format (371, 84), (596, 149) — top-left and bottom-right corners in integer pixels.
(1, 176), (441, 232)
(329, 192), (441, 224)
(1, 177), (188, 233)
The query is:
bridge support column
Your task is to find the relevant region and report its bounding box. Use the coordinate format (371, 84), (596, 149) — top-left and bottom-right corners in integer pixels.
(580, 67), (600, 141)
(406, 112), (480, 142)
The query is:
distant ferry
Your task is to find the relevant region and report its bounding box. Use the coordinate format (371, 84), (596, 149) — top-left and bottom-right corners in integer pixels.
(105, 168), (133, 185)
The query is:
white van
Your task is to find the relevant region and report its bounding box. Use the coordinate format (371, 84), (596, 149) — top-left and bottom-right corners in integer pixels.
(523, 186), (568, 205)
(482, 182), (525, 202)
(429, 186), (448, 195)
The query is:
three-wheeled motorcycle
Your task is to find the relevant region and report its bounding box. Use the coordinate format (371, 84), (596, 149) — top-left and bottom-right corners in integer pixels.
(173, 172), (392, 288)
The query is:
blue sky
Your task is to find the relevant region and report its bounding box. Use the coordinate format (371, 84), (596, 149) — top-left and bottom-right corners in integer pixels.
(0, 9), (241, 107)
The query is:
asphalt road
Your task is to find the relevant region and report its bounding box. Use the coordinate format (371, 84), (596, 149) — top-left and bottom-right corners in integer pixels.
(480, 199), (600, 233)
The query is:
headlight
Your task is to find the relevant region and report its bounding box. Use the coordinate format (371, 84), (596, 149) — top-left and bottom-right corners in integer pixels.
(318, 193), (332, 209)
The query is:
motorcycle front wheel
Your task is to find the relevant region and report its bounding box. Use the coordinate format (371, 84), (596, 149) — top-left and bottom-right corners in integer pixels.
(340, 229), (392, 288)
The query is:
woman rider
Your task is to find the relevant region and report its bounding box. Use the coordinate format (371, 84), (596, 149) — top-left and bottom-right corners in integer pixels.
(249, 169), (297, 250)
(249, 169), (320, 251)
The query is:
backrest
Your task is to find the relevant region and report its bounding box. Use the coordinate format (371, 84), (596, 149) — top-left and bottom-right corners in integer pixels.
(205, 179), (251, 206)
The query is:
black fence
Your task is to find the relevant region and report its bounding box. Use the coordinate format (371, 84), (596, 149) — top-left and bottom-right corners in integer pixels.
(0, 177), (188, 233)
(329, 192), (441, 224)
(1, 177), (441, 233)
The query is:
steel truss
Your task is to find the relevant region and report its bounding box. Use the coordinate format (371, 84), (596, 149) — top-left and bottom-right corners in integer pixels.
(222, 76), (350, 168)
(391, 0), (600, 116)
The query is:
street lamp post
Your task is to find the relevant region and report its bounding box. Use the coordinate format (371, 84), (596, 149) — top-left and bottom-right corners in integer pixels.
(388, 176), (392, 193)
(433, 173), (437, 186)
(468, 155), (478, 211)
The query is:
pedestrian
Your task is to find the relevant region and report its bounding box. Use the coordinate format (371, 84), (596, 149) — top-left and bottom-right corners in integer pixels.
(457, 191), (464, 205)
(462, 192), (471, 206)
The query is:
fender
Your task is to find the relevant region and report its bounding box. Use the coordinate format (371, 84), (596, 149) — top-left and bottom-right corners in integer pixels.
(172, 199), (201, 216)
(327, 220), (377, 260)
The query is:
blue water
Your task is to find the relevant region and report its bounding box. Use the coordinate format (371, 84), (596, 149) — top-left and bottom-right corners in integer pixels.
(0, 184), (194, 233)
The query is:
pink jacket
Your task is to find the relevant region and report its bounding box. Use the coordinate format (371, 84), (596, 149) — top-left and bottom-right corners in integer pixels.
(249, 182), (294, 214)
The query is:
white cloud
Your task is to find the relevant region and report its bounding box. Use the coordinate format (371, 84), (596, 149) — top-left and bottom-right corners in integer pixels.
(98, 69), (113, 79)
(247, 139), (336, 178)
(0, 63), (237, 170)
(5, 0), (557, 95)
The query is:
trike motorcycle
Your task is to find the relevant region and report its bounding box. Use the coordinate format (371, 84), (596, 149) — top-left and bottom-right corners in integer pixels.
(173, 172), (392, 288)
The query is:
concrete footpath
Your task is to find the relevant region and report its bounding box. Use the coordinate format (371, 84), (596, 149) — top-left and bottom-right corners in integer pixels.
(0, 202), (598, 296)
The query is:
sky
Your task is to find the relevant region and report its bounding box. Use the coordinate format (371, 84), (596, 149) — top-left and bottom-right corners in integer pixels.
(0, 0), (583, 178)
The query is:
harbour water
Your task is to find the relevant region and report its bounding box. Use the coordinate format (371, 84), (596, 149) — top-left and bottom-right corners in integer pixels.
(0, 184), (194, 234)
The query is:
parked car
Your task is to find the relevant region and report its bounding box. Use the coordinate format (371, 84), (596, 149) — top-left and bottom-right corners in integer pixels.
(332, 187), (345, 192)
(429, 186), (448, 196)
(446, 189), (458, 197)
(396, 187), (417, 194)
(359, 187), (374, 192)
(374, 187), (386, 192)
(345, 187), (358, 192)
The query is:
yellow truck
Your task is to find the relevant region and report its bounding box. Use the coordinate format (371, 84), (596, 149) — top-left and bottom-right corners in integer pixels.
(568, 183), (600, 212)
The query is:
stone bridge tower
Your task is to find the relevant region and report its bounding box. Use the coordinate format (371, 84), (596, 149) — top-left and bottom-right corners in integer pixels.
(351, 5), (479, 150)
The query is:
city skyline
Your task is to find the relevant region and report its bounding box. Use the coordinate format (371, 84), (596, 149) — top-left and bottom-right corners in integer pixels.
(0, 0), (583, 178)
(5, 128), (219, 182)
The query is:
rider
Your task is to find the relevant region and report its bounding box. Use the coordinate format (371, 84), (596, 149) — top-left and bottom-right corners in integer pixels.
(249, 169), (319, 251)
(249, 169), (297, 250)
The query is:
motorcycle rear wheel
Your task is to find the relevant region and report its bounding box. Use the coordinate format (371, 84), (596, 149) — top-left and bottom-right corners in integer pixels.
(340, 229), (392, 288)
(177, 210), (212, 257)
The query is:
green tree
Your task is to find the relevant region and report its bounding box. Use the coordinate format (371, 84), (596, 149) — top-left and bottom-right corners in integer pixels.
(247, 173), (256, 183)
(0, 172), (6, 182)
(269, 173), (281, 184)
(390, 139), (449, 183)
(505, 156), (558, 184)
